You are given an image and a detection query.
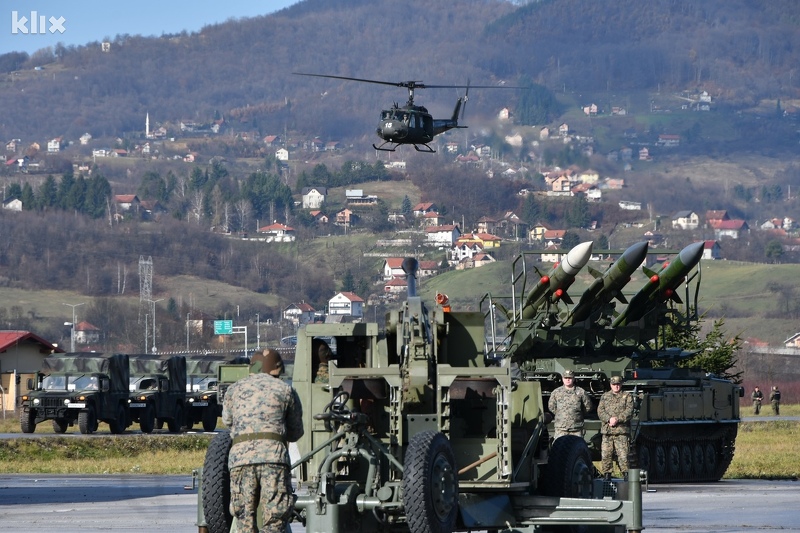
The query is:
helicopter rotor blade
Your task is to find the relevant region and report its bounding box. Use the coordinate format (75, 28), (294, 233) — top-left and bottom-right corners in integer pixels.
(293, 72), (516, 91)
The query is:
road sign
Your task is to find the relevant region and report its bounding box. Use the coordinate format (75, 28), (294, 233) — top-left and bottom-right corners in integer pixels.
(214, 320), (233, 335)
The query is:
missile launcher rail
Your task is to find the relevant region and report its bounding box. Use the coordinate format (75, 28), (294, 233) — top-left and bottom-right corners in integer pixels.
(484, 241), (742, 484)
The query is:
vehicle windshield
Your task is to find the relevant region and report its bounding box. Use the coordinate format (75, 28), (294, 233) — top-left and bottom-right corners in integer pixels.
(70, 375), (99, 391)
(188, 377), (217, 392)
(129, 376), (158, 392)
(42, 375), (66, 390)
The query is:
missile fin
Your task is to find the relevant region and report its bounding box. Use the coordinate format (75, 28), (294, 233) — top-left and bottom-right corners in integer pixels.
(642, 266), (659, 278)
(587, 265), (604, 279)
(616, 293), (629, 304)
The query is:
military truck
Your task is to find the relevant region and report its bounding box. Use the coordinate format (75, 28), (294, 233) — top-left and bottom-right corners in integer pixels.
(128, 354), (187, 433)
(197, 258), (643, 533)
(20, 353), (129, 434)
(184, 355), (227, 432)
(484, 241), (742, 483)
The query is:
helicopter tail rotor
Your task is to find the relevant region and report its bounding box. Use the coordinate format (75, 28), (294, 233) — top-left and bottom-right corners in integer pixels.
(451, 79), (470, 123)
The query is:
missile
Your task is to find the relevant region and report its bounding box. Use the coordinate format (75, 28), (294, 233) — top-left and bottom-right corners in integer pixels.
(521, 241), (593, 319)
(612, 241), (704, 327)
(563, 241), (649, 326)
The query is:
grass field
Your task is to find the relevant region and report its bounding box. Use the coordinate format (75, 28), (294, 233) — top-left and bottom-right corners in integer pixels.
(0, 408), (797, 478)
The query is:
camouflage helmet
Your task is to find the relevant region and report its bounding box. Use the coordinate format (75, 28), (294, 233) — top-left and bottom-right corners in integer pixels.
(610, 375), (623, 385)
(250, 349), (284, 375)
(562, 369), (575, 378)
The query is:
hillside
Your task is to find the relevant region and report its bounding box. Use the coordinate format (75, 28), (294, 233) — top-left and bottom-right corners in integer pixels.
(1, 0), (799, 142)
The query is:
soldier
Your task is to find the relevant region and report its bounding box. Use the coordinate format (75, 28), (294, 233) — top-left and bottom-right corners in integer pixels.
(221, 349), (304, 533)
(597, 375), (634, 479)
(770, 386), (781, 416)
(751, 386), (764, 415)
(548, 369), (593, 441)
(313, 338), (333, 384)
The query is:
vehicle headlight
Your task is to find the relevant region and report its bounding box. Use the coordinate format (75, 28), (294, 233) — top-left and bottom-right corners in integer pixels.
(63, 399), (70, 405)
(188, 398), (195, 403)
(32, 398), (40, 406)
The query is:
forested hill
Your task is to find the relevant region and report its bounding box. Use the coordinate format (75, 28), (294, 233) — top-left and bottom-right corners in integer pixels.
(1, 0), (798, 141)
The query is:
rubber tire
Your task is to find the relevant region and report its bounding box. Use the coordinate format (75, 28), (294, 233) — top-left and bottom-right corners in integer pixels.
(543, 436), (594, 498)
(109, 404), (127, 435)
(202, 405), (218, 432)
(20, 409), (36, 434)
(167, 404), (183, 433)
(78, 406), (96, 434)
(52, 418), (68, 434)
(155, 418), (164, 430)
(140, 404), (155, 434)
(402, 430), (459, 533)
(202, 432), (233, 533)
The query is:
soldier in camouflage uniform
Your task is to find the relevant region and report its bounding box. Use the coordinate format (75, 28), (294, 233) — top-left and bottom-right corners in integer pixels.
(548, 369), (593, 441)
(313, 339), (333, 384)
(597, 375), (634, 479)
(221, 349), (304, 533)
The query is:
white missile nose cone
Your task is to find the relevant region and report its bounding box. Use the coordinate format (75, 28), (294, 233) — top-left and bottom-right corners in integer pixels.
(562, 241), (593, 275)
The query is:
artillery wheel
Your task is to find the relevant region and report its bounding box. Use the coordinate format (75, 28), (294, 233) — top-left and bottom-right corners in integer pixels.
(140, 404), (155, 434)
(109, 404), (127, 434)
(202, 432), (232, 533)
(544, 435), (593, 498)
(403, 430), (459, 533)
(79, 406), (97, 434)
(52, 418), (68, 434)
(202, 405), (218, 432)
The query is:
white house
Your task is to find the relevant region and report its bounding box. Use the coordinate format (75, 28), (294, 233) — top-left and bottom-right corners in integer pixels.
(47, 137), (63, 153)
(74, 321), (101, 344)
(276, 148), (289, 161)
(702, 240), (722, 260)
(283, 302), (316, 325)
(2, 197), (22, 211)
(425, 224), (461, 247)
(672, 211), (700, 230)
(328, 292), (364, 318)
(257, 223), (296, 243)
(382, 258), (407, 281)
(302, 187), (327, 209)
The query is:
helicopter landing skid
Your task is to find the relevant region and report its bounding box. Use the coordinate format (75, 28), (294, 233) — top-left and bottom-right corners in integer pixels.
(373, 142), (436, 153)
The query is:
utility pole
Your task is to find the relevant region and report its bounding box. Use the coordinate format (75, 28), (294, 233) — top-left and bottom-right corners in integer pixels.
(145, 298), (164, 353)
(186, 312), (191, 351)
(62, 302), (85, 352)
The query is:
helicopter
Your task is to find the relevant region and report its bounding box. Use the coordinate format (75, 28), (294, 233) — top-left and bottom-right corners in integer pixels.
(294, 72), (515, 153)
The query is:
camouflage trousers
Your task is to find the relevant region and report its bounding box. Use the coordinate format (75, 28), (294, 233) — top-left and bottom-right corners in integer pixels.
(230, 463), (293, 533)
(601, 434), (630, 476)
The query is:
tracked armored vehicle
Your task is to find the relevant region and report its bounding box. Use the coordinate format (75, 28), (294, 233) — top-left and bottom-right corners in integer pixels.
(197, 258), (643, 533)
(485, 241), (742, 484)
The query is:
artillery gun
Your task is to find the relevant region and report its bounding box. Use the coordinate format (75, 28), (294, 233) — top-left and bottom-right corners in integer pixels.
(197, 258), (643, 533)
(485, 241), (742, 484)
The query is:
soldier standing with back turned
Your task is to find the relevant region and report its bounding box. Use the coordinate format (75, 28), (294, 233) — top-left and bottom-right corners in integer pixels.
(548, 369), (593, 441)
(770, 386), (781, 416)
(222, 349), (304, 533)
(597, 375), (634, 479)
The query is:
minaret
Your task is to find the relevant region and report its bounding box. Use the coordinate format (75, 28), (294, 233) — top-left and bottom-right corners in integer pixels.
(146, 112), (150, 138)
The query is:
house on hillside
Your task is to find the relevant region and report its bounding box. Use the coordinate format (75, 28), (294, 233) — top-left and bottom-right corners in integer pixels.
(705, 210), (729, 228)
(710, 219), (749, 239)
(346, 189), (378, 206)
(703, 240), (722, 260)
(412, 202), (438, 217)
(257, 222), (296, 242)
(328, 292), (364, 318)
(283, 302), (316, 326)
(3, 197), (22, 211)
(74, 321), (101, 345)
(784, 332), (800, 349)
(302, 187), (327, 209)
(382, 258), (407, 281)
(425, 225), (461, 247)
(672, 210), (700, 230)
(114, 194), (140, 212)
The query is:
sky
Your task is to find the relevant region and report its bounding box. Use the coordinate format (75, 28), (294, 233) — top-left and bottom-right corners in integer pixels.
(4, 0), (298, 55)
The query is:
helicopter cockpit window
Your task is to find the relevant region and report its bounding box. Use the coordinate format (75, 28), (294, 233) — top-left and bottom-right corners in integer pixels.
(382, 111), (392, 120)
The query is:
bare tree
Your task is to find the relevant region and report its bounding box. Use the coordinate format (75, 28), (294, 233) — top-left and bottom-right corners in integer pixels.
(190, 190), (205, 223)
(235, 199), (251, 232)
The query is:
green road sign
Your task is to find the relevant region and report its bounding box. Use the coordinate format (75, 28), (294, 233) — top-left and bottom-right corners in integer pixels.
(214, 320), (233, 335)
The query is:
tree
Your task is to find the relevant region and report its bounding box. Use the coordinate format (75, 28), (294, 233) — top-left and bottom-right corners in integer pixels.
(565, 194), (590, 229)
(401, 195), (412, 218)
(342, 269), (355, 292)
(561, 231), (581, 250)
(764, 240), (784, 263)
(662, 317), (743, 383)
